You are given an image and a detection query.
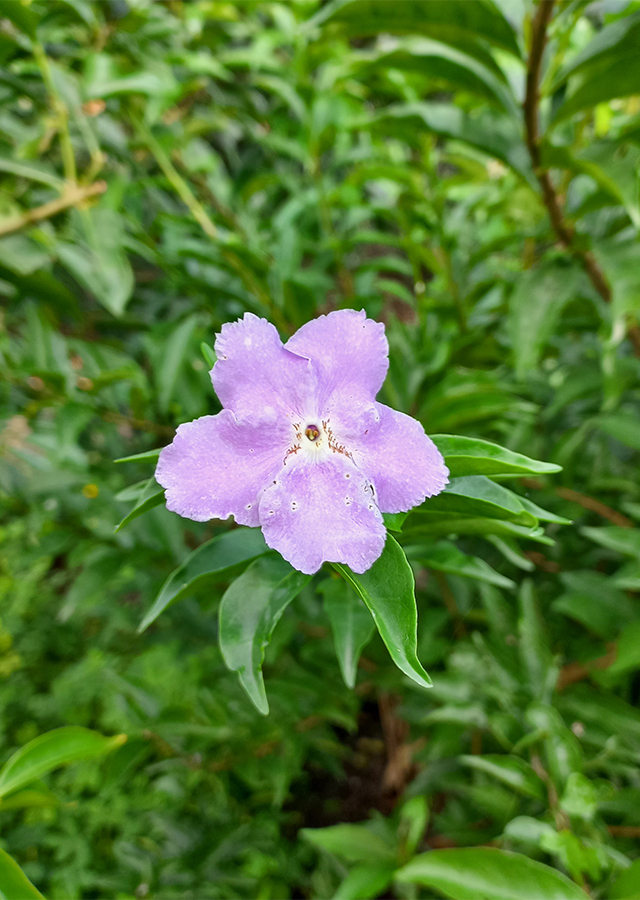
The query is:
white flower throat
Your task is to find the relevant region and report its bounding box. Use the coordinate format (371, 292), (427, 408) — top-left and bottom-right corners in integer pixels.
(286, 419), (350, 463)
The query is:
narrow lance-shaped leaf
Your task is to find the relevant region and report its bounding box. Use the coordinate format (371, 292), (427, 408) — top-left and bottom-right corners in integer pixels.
(138, 528), (269, 633)
(301, 823), (397, 864)
(115, 477), (165, 532)
(219, 555), (311, 715)
(407, 540), (515, 589)
(334, 864), (396, 900)
(306, 0), (521, 59)
(320, 577), (375, 689)
(0, 727), (126, 799)
(115, 447), (162, 465)
(432, 434), (561, 478)
(426, 476), (537, 525)
(0, 848), (45, 900)
(459, 754), (546, 800)
(334, 534), (432, 690)
(397, 848), (588, 899)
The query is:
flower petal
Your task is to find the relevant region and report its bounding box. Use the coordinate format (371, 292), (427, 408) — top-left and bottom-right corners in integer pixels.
(155, 409), (291, 525)
(258, 457), (386, 574)
(285, 309), (388, 408)
(352, 403), (449, 513)
(213, 313), (315, 418)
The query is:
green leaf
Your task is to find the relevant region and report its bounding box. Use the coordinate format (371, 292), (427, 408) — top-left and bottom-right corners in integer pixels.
(0, 1), (38, 38)
(0, 727), (126, 798)
(115, 477), (164, 532)
(307, 0), (521, 59)
(602, 621), (640, 680)
(552, 571), (635, 640)
(518, 580), (554, 699)
(426, 476), (537, 525)
(320, 577), (375, 689)
(0, 784), (58, 812)
(509, 262), (585, 377)
(459, 754), (545, 800)
(375, 103), (534, 186)
(57, 210), (134, 317)
(358, 40), (518, 117)
(581, 526), (640, 560)
(409, 540), (515, 588)
(525, 704), (583, 790)
(114, 448), (162, 465)
(334, 864), (396, 900)
(596, 413), (640, 452)
(396, 848), (588, 899)
(334, 535), (432, 690)
(138, 528), (269, 632)
(383, 511), (407, 532)
(560, 773), (597, 822)
(0, 848), (44, 900)
(200, 341), (216, 368)
(157, 315), (199, 414)
(0, 154), (64, 190)
(219, 555), (310, 715)
(301, 823), (396, 864)
(552, 11), (640, 122)
(408, 513), (554, 545)
(432, 435), (561, 479)
(610, 858), (640, 900)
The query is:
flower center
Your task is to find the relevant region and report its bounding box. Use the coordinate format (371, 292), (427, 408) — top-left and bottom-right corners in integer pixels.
(305, 424), (320, 443)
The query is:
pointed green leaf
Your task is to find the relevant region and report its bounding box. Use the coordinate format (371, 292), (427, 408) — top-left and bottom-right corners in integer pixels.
(383, 512), (408, 532)
(200, 341), (216, 368)
(432, 435), (561, 478)
(0, 848), (44, 900)
(334, 863), (396, 900)
(334, 535), (432, 689)
(307, 0), (521, 59)
(518, 580), (554, 699)
(551, 11), (640, 122)
(115, 478), (164, 532)
(301, 823), (396, 864)
(408, 513), (554, 544)
(0, 728), (126, 799)
(610, 858), (640, 900)
(320, 577), (375, 689)
(375, 103), (534, 186)
(426, 476), (537, 525)
(115, 448), (162, 465)
(408, 540), (515, 589)
(157, 315), (199, 414)
(219, 555), (311, 714)
(396, 848), (588, 899)
(459, 755), (545, 800)
(358, 40), (518, 116)
(509, 263), (585, 377)
(138, 528), (269, 632)
(581, 526), (640, 560)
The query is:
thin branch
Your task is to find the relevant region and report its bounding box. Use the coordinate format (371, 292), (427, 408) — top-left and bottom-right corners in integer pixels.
(523, 1), (640, 350)
(0, 181), (107, 237)
(522, 477), (634, 528)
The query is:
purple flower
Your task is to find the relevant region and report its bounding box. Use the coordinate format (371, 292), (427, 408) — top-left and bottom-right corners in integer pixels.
(156, 310), (448, 574)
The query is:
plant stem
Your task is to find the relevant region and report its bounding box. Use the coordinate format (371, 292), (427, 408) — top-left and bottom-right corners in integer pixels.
(523, 0), (640, 353)
(0, 181), (107, 237)
(32, 40), (77, 185)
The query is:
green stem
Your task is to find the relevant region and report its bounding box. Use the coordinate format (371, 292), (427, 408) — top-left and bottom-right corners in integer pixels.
(32, 41), (77, 185)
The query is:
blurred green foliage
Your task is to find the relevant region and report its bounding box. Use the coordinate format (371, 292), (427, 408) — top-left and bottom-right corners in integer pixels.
(1, 0), (640, 897)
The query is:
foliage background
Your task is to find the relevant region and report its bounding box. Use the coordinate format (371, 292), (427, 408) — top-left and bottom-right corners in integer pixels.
(1, 0), (640, 897)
